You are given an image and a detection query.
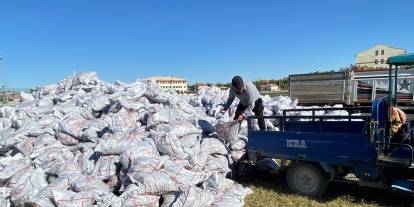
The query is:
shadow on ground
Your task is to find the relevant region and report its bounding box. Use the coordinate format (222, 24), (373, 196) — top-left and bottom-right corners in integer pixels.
(235, 168), (411, 207)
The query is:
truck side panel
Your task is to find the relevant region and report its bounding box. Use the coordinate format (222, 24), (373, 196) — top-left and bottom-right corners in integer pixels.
(289, 72), (346, 104)
(248, 129), (375, 167)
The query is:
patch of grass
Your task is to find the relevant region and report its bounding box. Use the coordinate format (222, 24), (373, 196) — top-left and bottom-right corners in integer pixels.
(236, 169), (409, 207)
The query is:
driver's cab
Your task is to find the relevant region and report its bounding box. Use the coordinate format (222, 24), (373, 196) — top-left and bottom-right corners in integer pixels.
(371, 53), (414, 168)
(372, 98), (413, 168)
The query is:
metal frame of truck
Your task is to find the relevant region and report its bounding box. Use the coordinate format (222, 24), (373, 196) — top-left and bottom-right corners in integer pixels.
(247, 53), (414, 199)
(288, 67), (414, 107)
(351, 68), (414, 104)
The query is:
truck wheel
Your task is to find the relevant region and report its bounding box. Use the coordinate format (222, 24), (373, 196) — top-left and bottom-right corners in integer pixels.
(286, 162), (328, 197)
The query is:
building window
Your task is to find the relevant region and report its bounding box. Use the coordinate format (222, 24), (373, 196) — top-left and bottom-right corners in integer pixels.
(375, 50), (379, 56)
(375, 59), (378, 64)
(381, 59), (384, 64)
(381, 50), (384, 55)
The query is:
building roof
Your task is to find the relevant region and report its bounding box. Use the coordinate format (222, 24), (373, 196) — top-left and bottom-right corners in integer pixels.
(356, 44), (406, 56)
(262, 83), (279, 86)
(147, 76), (187, 81)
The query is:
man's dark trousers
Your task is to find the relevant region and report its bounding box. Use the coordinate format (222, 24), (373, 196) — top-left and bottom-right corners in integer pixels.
(233, 98), (265, 130)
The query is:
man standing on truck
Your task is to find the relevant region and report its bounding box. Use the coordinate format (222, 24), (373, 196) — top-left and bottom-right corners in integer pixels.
(222, 76), (265, 130)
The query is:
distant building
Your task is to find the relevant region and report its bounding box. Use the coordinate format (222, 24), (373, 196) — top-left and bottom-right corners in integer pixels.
(195, 83), (210, 91)
(146, 76), (188, 93)
(0, 89), (20, 104)
(261, 84), (280, 92)
(261, 80), (271, 85)
(356, 44), (406, 68)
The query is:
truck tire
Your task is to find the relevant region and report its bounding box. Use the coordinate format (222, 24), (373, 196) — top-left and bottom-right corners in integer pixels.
(286, 162), (328, 197)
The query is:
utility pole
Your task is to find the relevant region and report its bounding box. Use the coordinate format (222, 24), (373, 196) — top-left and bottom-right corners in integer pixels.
(256, 78), (262, 91)
(0, 57), (3, 104)
(0, 57), (7, 103)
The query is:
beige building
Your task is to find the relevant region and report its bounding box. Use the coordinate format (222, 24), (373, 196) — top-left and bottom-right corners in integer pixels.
(195, 83), (210, 91)
(261, 84), (280, 92)
(147, 76), (188, 93)
(356, 44), (406, 68)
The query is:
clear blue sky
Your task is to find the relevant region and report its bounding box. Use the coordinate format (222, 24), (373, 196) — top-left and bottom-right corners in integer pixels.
(1, 0), (413, 88)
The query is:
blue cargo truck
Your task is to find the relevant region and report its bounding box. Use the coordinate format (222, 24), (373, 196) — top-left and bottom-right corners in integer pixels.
(247, 54), (414, 199)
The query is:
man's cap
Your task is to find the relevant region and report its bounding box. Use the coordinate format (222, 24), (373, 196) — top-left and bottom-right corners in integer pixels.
(232, 76), (244, 91)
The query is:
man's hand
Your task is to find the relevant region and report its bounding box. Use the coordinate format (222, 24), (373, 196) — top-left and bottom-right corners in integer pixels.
(237, 114), (245, 122)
